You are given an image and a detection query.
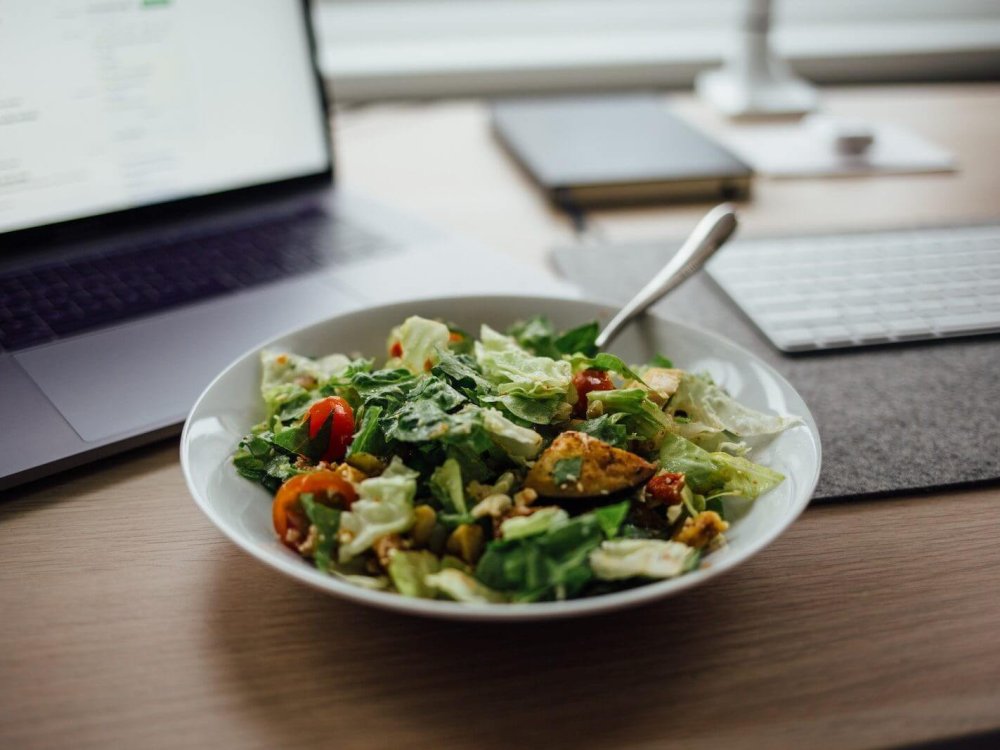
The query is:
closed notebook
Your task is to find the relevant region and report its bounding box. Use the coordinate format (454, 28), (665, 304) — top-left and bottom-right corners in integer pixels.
(491, 94), (752, 208)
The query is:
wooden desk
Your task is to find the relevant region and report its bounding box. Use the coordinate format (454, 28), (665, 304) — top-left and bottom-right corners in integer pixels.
(3, 85), (999, 750)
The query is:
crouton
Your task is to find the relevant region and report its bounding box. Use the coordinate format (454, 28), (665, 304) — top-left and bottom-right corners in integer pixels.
(673, 511), (728, 549)
(524, 431), (655, 498)
(628, 367), (684, 406)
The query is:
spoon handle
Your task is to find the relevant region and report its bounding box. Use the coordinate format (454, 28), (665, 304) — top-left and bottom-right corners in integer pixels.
(594, 203), (739, 350)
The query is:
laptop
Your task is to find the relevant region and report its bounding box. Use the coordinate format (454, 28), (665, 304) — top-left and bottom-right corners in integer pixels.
(0, 0), (563, 491)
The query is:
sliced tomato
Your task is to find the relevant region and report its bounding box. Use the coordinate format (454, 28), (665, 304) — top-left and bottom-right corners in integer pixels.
(306, 396), (355, 463)
(273, 470), (358, 549)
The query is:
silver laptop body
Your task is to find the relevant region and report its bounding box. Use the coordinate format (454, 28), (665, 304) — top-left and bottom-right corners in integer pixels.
(0, 0), (561, 490)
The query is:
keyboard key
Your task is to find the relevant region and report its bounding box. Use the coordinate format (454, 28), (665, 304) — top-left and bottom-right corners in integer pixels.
(706, 222), (1000, 351)
(849, 321), (892, 343)
(812, 324), (854, 346)
(0, 208), (390, 351)
(888, 317), (934, 339)
(772, 328), (818, 350)
(930, 312), (1000, 335)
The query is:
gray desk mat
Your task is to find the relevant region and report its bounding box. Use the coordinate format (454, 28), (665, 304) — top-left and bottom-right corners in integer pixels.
(552, 242), (1000, 501)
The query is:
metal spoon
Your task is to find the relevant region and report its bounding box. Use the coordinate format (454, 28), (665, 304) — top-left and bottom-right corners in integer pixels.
(594, 203), (739, 349)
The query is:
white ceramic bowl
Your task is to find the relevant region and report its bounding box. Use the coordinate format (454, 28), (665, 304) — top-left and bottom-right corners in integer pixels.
(181, 295), (821, 621)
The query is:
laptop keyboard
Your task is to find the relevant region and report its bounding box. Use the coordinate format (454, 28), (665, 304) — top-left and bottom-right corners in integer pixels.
(706, 223), (1000, 351)
(0, 208), (389, 351)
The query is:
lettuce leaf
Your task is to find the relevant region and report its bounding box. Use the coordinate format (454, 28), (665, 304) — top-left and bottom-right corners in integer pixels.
(480, 407), (544, 460)
(300, 494), (342, 573)
(586, 388), (671, 440)
(431, 350), (495, 402)
(475, 502), (629, 601)
(425, 569), (508, 603)
(482, 393), (566, 425)
(500, 507), (570, 540)
(429, 457), (467, 514)
(475, 325), (572, 404)
(232, 433), (305, 492)
(338, 457), (418, 562)
(570, 353), (646, 385)
(260, 349), (352, 418)
(387, 316), (451, 375)
(346, 405), (385, 458)
(506, 316), (599, 359)
(574, 412), (631, 449)
(388, 550), (442, 598)
(658, 432), (784, 500)
(668, 373), (801, 441)
(590, 539), (699, 581)
(351, 369), (417, 413)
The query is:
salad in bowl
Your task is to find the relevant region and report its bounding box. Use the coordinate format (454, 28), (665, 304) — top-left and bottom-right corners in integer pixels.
(231, 313), (802, 605)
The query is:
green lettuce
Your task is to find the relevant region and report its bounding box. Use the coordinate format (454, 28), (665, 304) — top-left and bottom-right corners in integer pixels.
(338, 457), (418, 562)
(429, 457), (467, 514)
(658, 432), (784, 500)
(387, 316), (451, 375)
(474, 325), (572, 422)
(300, 494), (342, 573)
(668, 373), (801, 441)
(475, 501), (629, 601)
(260, 349), (352, 418)
(431, 350), (495, 402)
(346, 405), (385, 457)
(587, 388), (671, 440)
(506, 316), (599, 358)
(500, 507), (570, 540)
(481, 407), (544, 460)
(425, 569), (508, 604)
(590, 539), (699, 581)
(569, 353), (646, 385)
(388, 550), (441, 598)
(232, 432), (305, 492)
(574, 412), (631, 449)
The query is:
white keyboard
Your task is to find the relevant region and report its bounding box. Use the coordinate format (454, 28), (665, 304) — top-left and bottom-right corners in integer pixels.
(706, 223), (1000, 352)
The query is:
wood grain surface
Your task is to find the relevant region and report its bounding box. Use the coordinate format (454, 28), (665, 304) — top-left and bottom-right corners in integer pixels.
(2, 85), (1000, 750)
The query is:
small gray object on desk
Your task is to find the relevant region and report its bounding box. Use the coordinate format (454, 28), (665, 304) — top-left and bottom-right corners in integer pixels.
(552, 241), (1000, 501)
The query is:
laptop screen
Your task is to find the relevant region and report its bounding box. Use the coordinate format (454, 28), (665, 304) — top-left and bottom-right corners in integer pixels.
(0, 0), (330, 235)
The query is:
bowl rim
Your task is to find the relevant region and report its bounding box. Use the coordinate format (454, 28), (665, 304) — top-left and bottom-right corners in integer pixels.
(180, 293), (822, 621)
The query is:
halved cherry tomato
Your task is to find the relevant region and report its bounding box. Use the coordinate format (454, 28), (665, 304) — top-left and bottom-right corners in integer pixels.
(273, 470), (358, 549)
(306, 396), (354, 463)
(572, 368), (614, 417)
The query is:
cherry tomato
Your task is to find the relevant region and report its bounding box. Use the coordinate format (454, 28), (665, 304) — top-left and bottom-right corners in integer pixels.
(273, 470), (358, 549)
(572, 368), (614, 417)
(306, 396), (355, 463)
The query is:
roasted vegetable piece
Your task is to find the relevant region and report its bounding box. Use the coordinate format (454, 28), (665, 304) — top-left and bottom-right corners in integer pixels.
(645, 471), (686, 506)
(411, 505), (437, 547)
(446, 523), (485, 565)
(524, 431), (656, 498)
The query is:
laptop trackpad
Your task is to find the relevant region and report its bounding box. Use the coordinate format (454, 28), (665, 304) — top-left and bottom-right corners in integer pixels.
(15, 279), (362, 443)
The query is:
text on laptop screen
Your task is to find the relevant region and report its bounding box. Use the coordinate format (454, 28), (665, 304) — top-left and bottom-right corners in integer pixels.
(0, 0), (330, 234)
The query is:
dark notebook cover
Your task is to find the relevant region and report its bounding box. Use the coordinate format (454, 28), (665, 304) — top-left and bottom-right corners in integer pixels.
(491, 94), (752, 206)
